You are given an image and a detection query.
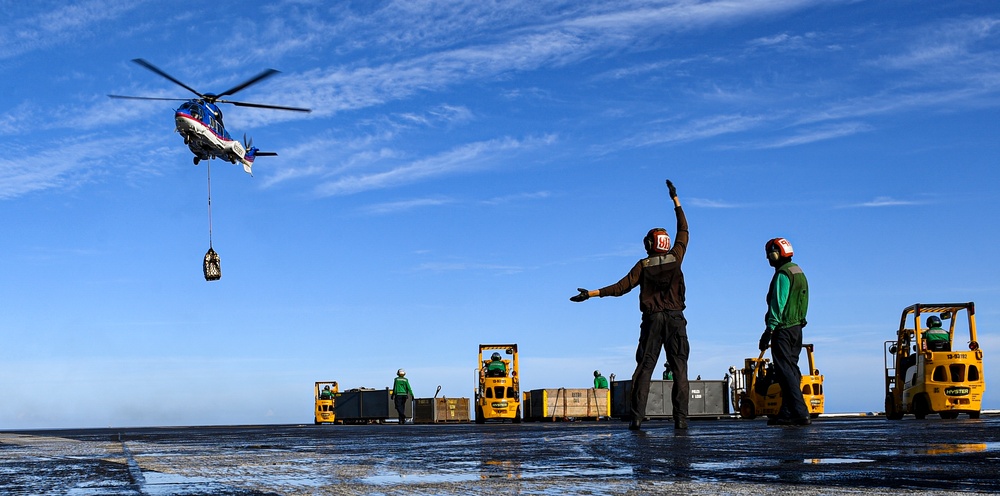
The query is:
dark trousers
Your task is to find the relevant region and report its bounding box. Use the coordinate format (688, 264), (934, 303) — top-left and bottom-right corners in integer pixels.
(771, 325), (810, 420)
(631, 310), (690, 421)
(394, 395), (408, 423)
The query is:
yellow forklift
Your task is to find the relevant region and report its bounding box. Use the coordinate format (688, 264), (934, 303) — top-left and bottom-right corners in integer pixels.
(738, 344), (824, 419)
(884, 303), (984, 420)
(475, 344), (522, 423)
(314, 381), (339, 424)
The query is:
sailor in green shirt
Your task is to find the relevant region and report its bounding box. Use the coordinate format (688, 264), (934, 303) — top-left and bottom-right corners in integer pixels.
(924, 315), (951, 351)
(758, 237), (811, 427)
(392, 369), (414, 424)
(593, 370), (609, 389)
(485, 352), (507, 377)
(320, 385), (333, 400)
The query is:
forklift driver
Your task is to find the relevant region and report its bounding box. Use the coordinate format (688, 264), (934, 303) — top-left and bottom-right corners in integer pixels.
(924, 316), (951, 352)
(485, 353), (507, 377)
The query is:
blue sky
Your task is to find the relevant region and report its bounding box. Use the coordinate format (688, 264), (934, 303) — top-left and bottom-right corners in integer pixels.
(1, 0), (998, 428)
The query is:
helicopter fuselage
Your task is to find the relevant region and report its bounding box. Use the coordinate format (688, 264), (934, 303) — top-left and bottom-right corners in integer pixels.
(174, 101), (256, 174)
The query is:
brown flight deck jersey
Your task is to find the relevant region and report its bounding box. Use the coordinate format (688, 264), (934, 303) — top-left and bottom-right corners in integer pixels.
(596, 205), (688, 314)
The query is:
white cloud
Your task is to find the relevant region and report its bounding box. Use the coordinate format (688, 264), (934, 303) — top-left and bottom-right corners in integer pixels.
(312, 134), (556, 197)
(0, 0), (148, 59)
(481, 191), (552, 205)
(750, 122), (872, 149)
(839, 196), (928, 208)
(688, 197), (742, 208)
(0, 136), (142, 199)
(626, 113), (767, 148)
(876, 17), (1000, 71)
(358, 197), (455, 215)
(414, 261), (524, 274)
(245, 1), (842, 119)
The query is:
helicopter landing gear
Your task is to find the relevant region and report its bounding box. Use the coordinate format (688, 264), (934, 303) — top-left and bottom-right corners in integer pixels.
(193, 157), (200, 165)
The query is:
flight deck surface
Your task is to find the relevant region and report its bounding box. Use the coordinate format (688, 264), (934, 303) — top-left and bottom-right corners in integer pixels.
(0, 417), (997, 495)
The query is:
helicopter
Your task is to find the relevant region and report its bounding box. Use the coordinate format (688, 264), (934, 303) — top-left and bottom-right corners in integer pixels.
(109, 58), (311, 175)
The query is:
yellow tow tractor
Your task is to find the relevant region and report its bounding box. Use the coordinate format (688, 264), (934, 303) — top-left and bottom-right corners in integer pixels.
(738, 343), (824, 419)
(884, 303), (985, 420)
(314, 381), (339, 424)
(475, 344), (522, 424)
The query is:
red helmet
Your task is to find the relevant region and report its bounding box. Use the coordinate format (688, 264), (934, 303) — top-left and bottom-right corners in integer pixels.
(765, 238), (794, 262)
(644, 228), (670, 254)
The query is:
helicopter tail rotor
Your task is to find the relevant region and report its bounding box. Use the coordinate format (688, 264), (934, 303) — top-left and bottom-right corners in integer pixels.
(243, 135), (277, 157)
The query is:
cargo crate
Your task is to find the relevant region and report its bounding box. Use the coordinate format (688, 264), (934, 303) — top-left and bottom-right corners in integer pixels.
(334, 388), (411, 423)
(412, 397), (471, 423)
(524, 388), (610, 421)
(610, 380), (730, 419)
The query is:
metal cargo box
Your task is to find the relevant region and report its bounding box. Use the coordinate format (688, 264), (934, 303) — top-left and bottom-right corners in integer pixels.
(334, 388), (411, 423)
(610, 380), (729, 419)
(525, 388), (610, 420)
(412, 397), (471, 423)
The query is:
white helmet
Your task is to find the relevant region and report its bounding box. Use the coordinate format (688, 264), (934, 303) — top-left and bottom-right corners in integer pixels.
(397, 368), (405, 376)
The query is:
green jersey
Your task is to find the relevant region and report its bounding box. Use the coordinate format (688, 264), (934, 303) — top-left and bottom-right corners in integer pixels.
(486, 360), (507, 375)
(594, 375), (609, 389)
(393, 376), (413, 396)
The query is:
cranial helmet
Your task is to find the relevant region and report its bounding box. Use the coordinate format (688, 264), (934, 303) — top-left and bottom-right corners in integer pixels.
(491, 352), (501, 361)
(765, 237), (794, 262)
(926, 315), (942, 329)
(644, 228), (671, 254)
(594, 370), (601, 377)
(397, 368), (405, 376)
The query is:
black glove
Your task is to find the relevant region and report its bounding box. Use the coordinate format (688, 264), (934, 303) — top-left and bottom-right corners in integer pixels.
(570, 288), (590, 302)
(758, 329), (771, 351)
(666, 179), (677, 199)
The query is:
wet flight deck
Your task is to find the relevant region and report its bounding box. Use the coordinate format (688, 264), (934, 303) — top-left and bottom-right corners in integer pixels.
(0, 416), (997, 495)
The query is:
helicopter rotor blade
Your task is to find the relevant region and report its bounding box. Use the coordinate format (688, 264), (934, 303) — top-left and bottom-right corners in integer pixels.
(253, 151), (278, 157)
(131, 58), (204, 99)
(108, 95), (192, 102)
(220, 99), (312, 113)
(216, 69), (280, 98)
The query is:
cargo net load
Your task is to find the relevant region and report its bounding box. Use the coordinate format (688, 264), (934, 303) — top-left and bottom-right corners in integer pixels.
(203, 247), (221, 281)
(202, 161), (221, 281)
